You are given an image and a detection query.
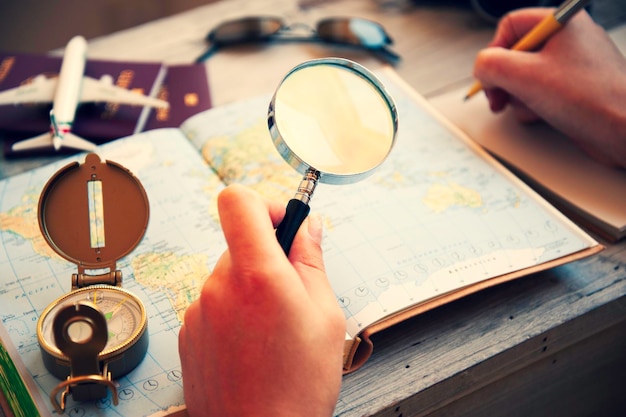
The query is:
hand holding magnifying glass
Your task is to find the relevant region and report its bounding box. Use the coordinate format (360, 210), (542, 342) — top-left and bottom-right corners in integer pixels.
(268, 58), (398, 255)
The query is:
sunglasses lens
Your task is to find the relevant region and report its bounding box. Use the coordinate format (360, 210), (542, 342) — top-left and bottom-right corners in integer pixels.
(208, 17), (283, 44)
(317, 18), (391, 48)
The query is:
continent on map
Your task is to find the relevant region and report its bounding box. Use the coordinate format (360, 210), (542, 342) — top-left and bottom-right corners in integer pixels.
(422, 180), (482, 213)
(197, 118), (301, 202)
(0, 191), (60, 261)
(131, 251), (210, 323)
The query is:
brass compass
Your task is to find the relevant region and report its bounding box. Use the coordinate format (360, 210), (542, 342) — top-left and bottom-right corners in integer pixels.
(36, 153), (149, 413)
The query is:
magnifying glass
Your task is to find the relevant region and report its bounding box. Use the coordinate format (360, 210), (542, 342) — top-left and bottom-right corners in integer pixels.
(268, 58), (398, 255)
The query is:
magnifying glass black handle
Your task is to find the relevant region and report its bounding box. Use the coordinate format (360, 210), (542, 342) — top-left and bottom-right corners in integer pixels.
(276, 198), (311, 255)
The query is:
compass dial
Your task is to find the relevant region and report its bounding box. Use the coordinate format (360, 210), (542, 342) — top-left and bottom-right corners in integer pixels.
(37, 285), (148, 379)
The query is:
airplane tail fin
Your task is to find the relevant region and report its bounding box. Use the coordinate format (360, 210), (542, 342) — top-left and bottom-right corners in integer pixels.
(59, 132), (97, 152)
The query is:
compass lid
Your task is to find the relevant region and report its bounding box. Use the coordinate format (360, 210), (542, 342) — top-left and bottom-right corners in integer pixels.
(38, 153), (149, 272)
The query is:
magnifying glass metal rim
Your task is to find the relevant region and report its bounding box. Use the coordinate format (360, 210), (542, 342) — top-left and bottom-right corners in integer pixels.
(267, 57), (399, 185)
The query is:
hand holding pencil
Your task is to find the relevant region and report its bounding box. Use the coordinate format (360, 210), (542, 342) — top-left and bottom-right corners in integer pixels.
(466, 3), (626, 168)
(465, 0), (590, 100)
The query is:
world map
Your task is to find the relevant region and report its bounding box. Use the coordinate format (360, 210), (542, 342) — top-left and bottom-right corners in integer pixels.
(0, 70), (596, 416)
(181, 86), (594, 339)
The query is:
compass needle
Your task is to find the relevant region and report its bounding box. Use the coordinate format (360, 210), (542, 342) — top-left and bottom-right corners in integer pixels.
(106, 298), (128, 320)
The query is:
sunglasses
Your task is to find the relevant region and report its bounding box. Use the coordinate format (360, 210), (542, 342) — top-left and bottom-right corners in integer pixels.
(195, 16), (400, 65)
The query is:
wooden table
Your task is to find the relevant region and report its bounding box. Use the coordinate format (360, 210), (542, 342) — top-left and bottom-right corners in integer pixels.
(1, 0), (625, 416)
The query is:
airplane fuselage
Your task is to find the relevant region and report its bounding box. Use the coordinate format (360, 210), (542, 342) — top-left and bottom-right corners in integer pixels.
(50, 36), (87, 149)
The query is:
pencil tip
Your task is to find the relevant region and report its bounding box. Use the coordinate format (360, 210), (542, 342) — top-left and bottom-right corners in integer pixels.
(464, 81), (482, 101)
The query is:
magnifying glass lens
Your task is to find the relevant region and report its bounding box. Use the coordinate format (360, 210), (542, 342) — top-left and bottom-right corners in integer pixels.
(268, 58), (398, 254)
(273, 65), (395, 177)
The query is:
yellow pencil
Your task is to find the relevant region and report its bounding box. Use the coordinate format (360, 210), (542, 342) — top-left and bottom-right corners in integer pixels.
(464, 0), (591, 101)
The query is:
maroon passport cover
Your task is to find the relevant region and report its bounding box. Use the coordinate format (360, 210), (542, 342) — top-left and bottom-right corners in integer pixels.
(0, 51), (167, 155)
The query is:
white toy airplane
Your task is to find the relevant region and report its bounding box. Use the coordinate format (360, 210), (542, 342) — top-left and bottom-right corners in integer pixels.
(0, 35), (169, 152)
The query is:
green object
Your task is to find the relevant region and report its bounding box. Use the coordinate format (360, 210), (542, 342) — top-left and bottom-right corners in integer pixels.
(0, 341), (41, 417)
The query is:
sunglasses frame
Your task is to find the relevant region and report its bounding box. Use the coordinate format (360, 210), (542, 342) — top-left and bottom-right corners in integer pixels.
(196, 16), (400, 65)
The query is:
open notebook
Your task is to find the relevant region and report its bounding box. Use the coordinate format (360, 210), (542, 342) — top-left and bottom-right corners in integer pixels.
(430, 87), (626, 242)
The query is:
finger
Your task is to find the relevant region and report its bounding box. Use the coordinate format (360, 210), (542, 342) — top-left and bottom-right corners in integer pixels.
(484, 87), (510, 113)
(289, 213), (324, 272)
(490, 8), (555, 48)
(288, 213), (338, 310)
(473, 46), (543, 104)
(265, 196), (287, 228)
(217, 184), (286, 266)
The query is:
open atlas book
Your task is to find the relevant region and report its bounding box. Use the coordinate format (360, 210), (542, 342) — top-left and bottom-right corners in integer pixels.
(0, 67), (601, 417)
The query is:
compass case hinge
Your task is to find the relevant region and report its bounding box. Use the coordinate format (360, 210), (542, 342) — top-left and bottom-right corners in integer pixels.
(72, 270), (122, 289)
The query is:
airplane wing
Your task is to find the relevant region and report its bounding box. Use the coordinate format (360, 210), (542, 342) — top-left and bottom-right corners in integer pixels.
(80, 75), (169, 108)
(0, 75), (57, 105)
(12, 131), (97, 152)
